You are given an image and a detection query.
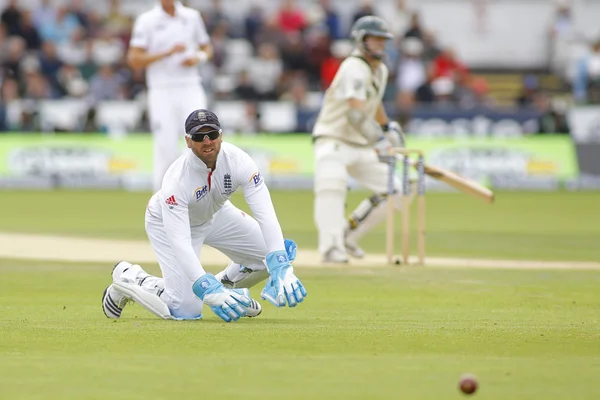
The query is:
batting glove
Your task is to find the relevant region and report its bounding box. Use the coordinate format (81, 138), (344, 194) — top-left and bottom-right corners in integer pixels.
(261, 249), (306, 308)
(384, 121), (406, 148)
(192, 273), (251, 322)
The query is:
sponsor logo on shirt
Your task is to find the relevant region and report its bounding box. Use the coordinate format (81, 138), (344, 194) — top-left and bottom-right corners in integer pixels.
(165, 195), (178, 209)
(249, 172), (263, 187)
(194, 185), (208, 201)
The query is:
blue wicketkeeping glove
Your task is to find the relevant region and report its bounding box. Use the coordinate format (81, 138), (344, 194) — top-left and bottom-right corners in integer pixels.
(192, 273), (251, 322)
(260, 240), (307, 308)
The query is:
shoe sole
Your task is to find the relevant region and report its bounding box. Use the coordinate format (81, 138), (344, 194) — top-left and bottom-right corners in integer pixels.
(245, 299), (262, 317)
(102, 285), (122, 319)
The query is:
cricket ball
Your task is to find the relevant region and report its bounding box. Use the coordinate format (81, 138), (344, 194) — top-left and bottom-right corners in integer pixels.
(459, 374), (478, 395)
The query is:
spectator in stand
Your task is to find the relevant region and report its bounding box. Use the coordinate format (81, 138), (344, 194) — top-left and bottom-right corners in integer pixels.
(247, 42), (283, 100)
(318, 0), (342, 40)
(0, 78), (21, 131)
(88, 64), (125, 102)
(2, 35), (26, 83)
(455, 74), (493, 109)
(534, 92), (570, 134)
(395, 37), (427, 111)
(56, 63), (88, 98)
(280, 31), (309, 78)
(430, 47), (468, 81)
(203, 0), (230, 36)
(32, 0), (54, 31)
(37, 6), (80, 46)
(104, 0), (130, 36)
(431, 76), (455, 107)
(234, 69), (260, 101)
(404, 12), (424, 40)
(39, 41), (63, 93)
(244, 5), (265, 49)
(516, 75), (539, 107)
(254, 17), (281, 48)
(320, 40), (352, 90)
(421, 30), (441, 63)
(277, 0), (306, 34)
(378, 0), (412, 39)
(573, 39), (600, 104)
(306, 27), (332, 87)
(415, 68), (436, 104)
(85, 10), (106, 40)
(1, 0), (21, 36)
(209, 20), (229, 71)
(56, 26), (87, 66)
(69, 0), (89, 32)
(351, 0), (375, 25)
(548, 1), (576, 76)
(15, 10), (42, 51)
(22, 69), (52, 100)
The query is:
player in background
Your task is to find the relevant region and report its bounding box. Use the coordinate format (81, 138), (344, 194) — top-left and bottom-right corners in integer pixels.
(127, 0), (213, 191)
(102, 109), (306, 322)
(312, 16), (414, 263)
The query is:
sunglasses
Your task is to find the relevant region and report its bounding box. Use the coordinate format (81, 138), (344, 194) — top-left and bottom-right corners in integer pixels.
(186, 129), (221, 142)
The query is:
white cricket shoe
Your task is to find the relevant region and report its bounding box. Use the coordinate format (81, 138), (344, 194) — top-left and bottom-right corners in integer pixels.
(345, 238), (365, 259)
(232, 288), (262, 317)
(322, 247), (349, 264)
(101, 261), (137, 319)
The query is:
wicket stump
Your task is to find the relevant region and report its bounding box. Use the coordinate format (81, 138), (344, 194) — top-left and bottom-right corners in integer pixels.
(386, 147), (426, 266)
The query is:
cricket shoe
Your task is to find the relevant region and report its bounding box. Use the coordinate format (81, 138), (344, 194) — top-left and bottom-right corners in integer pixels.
(344, 238), (365, 259)
(101, 261), (140, 319)
(232, 288), (262, 317)
(322, 247), (349, 264)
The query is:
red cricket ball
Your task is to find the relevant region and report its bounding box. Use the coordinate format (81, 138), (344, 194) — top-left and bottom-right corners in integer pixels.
(459, 374), (478, 395)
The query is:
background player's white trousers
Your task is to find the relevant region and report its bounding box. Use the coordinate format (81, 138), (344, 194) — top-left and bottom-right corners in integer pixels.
(313, 138), (401, 255)
(144, 201), (267, 319)
(147, 84), (207, 191)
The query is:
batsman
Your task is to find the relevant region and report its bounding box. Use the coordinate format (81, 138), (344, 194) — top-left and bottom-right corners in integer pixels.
(312, 16), (414, 263)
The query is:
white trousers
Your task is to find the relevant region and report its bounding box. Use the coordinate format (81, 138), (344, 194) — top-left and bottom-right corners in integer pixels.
(313, 138), (401, 254)
(144, 201), (268, 319)
(147, 85), (207, 191)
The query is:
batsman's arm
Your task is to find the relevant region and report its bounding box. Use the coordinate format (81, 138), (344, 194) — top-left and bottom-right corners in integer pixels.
(347, 98), (385, 144)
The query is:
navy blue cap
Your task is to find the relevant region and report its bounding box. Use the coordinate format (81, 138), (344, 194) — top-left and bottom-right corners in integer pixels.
(185, 109), (222, 136)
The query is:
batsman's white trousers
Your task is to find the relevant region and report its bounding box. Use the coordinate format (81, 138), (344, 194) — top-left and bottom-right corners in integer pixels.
(313, 137), (401, 254)
(145, 201), (267, 319)
(147, 84), (207, 191)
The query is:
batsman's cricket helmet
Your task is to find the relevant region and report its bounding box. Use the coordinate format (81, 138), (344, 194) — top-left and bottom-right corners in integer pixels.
(350, 15), (393, 60)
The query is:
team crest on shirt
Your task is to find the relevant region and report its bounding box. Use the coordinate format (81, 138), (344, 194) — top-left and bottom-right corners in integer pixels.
(249, 172), (263, 187)
(194, 185), (208, 201)
(221, 173), (233, 195)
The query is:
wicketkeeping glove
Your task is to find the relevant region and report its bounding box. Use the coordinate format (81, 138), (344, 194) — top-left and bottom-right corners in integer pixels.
(192, 273), (251, 322)
(261, 248), (306, 308)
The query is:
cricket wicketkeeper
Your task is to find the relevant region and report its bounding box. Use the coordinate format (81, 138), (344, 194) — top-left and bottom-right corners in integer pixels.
(102, 109), (306, 322)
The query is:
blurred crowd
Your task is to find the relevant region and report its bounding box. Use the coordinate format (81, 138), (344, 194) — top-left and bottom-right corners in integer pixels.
(0, 0), (595, 133)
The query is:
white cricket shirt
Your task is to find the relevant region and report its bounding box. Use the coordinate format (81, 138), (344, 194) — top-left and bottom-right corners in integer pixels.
(312, 50), (389, 146)
(129, 1), (210, 89)
(146, 142), (285, 279)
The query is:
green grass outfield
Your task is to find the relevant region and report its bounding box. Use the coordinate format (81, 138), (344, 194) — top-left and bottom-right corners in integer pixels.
(1, 260), (599, 399)
(0, 190), (598, 261)
(1, 190), (599, 399)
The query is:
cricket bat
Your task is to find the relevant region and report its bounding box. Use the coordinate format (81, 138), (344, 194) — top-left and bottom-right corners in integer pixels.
(402, 157), (495, 204)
